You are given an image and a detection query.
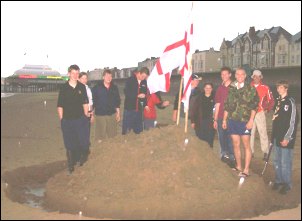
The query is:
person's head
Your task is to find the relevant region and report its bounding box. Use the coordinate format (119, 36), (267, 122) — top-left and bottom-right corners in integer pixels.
(68, 64), (80, 81)
(220, 66), (232, 82)
(235, 67), (246, 83)
(191, 74), (202, 88)
(276, 80), (289, 97)
(136, 67), (150, 81)
(203, 82), (213, 95)
(102, 69), (113, 84)
(251, 70), (263, 84)
(79, 72), (88, 85)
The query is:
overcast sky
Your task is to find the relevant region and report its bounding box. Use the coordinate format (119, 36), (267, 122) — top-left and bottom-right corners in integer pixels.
(1, 1), (301, 77)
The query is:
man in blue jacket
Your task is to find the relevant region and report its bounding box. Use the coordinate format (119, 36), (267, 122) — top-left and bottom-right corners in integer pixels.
(122, 67), (149, 135)
(92, 69), (121, 142)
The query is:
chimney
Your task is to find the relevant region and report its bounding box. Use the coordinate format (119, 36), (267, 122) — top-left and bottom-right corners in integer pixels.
(249, 26), (256, 37)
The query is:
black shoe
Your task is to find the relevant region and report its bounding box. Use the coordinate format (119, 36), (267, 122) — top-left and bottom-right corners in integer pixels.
(221, 155), (230, 163)
(279, 184), (291, 195)
(227, 160), (236, 169)
(272, 183), (282, 191)
(263, 153), (268, 161)
(67, 167), (74, 176)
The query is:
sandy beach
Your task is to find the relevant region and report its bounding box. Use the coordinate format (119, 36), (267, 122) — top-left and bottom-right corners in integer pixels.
(1, 92), (301, 220)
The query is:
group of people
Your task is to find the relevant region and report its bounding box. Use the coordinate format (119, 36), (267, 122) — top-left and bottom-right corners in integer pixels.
(57, 65), (169, 175)
(57, 64), (298, 195)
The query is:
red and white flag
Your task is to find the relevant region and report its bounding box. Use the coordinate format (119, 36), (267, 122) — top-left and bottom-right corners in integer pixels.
(147, 38), (187, 94)
(180, 13), (193, 113)
(147, 3), (194, 112)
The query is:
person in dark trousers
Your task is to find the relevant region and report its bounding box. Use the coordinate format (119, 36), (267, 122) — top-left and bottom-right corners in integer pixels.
(213, 67), (235, 168)
(191, 82), (216, 148)
(79, 72), (94, 146)
(271, 80), (298, 195)
(122, 67), (149, 135)
(57, 64), (90, 175)
(92, 69), (121, 142)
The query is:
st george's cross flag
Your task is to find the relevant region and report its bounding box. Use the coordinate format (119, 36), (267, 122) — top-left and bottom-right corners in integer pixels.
(147, 4), (194, 113)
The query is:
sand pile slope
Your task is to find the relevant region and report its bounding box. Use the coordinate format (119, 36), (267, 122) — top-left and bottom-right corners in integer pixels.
(45, 125), (271, 219)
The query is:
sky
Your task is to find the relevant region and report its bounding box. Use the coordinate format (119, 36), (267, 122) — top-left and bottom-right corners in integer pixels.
(1, 1), (301, 77)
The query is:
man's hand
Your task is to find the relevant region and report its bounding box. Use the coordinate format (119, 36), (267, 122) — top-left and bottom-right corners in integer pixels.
(116, 113), (121, 122)
(246, 119), (254, 130)
(280, 139), (289, 147)
(137, 93), (146, 98)
(222, 120), (227, 129)
(213, 121), (218, 130)
(162, 101), (170, 107)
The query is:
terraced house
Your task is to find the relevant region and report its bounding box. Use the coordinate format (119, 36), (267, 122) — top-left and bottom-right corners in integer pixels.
(220, 26), (301, 70)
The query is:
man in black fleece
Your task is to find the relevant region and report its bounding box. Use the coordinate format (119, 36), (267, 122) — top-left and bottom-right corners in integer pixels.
(122, 67), (149, 135)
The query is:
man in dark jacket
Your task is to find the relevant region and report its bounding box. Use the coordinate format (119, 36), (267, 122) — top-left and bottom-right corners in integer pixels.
(122, 67), (149, 135)
(92, 69), (121, 142)
(271, 80), (298, 195)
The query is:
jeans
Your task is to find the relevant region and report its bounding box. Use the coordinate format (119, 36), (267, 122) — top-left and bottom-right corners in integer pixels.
(217, 119), (234, 160)
(122, 110), (143, 135)
(273, 139), (294, 188)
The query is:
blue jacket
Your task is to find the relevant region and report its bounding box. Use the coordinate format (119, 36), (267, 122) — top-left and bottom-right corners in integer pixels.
(92, 81), (120, 116)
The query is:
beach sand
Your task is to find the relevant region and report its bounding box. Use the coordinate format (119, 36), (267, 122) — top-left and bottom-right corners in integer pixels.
(1, 92), (301, 219)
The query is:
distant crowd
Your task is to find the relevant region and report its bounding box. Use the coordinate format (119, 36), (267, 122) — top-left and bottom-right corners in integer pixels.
(57, 64), (298, 195)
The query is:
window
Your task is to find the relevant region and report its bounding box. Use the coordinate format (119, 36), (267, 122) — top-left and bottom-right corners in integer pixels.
(291, 55), (295, 63)
(278, 54), (286, 64)
(245, 42), (249, 52)
(263, 39), (269, 50)
(199, 61), (203, 69)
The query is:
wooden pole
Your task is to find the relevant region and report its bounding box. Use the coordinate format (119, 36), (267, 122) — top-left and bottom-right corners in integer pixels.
(176, 77), (183, 126)
(184, 108), (188, 133)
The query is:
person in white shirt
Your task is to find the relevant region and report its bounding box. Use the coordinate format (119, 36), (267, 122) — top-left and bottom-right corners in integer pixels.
(79, 72), (94, 146)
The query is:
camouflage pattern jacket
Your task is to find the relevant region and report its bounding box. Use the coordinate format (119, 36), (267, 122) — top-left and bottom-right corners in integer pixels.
(224, 81), (259, 122)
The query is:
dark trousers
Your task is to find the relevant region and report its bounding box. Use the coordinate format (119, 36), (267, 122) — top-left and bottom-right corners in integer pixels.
(195, 118), (215, 147)
(122, 110), (143, 135)
(61, 115), (90, 170)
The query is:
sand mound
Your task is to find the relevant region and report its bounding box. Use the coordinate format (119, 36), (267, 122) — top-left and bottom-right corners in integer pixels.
(45, 125), (273, 219)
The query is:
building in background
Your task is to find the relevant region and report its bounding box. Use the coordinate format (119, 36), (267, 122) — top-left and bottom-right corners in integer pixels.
(138, 57), (159, 73)
(192, 48), (221, 73)
(3, 64), (65, 93)
(220, 26), (301, 70)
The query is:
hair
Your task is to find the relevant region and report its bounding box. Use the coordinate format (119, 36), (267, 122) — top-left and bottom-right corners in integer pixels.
(103, 69), (112, 77)
(235, 67), (246, 75)
(203, 82), (213, 89)
(276, 80), (289, 89)
(68, 64), (80, 72)
(139, 67), (150, 76)
(79, 72), (87, 79)
(220, 66), (232, 74)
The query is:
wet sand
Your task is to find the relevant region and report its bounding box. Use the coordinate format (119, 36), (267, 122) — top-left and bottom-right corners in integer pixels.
(1, 92), (301, 219)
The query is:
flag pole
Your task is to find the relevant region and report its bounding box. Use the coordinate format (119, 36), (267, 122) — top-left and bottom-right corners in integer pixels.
(184, 108), (188, 133)
(176, 76), (183, 126)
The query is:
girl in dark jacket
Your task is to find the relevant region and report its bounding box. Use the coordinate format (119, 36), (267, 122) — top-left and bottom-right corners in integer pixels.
(191, 83), (215, 147)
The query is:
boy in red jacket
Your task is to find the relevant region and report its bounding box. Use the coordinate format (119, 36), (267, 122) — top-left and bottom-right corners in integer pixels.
(144, 91), (169, 130)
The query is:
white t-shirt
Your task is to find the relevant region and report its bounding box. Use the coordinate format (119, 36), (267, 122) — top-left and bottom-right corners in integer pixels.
(85, 85), (93, 111)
